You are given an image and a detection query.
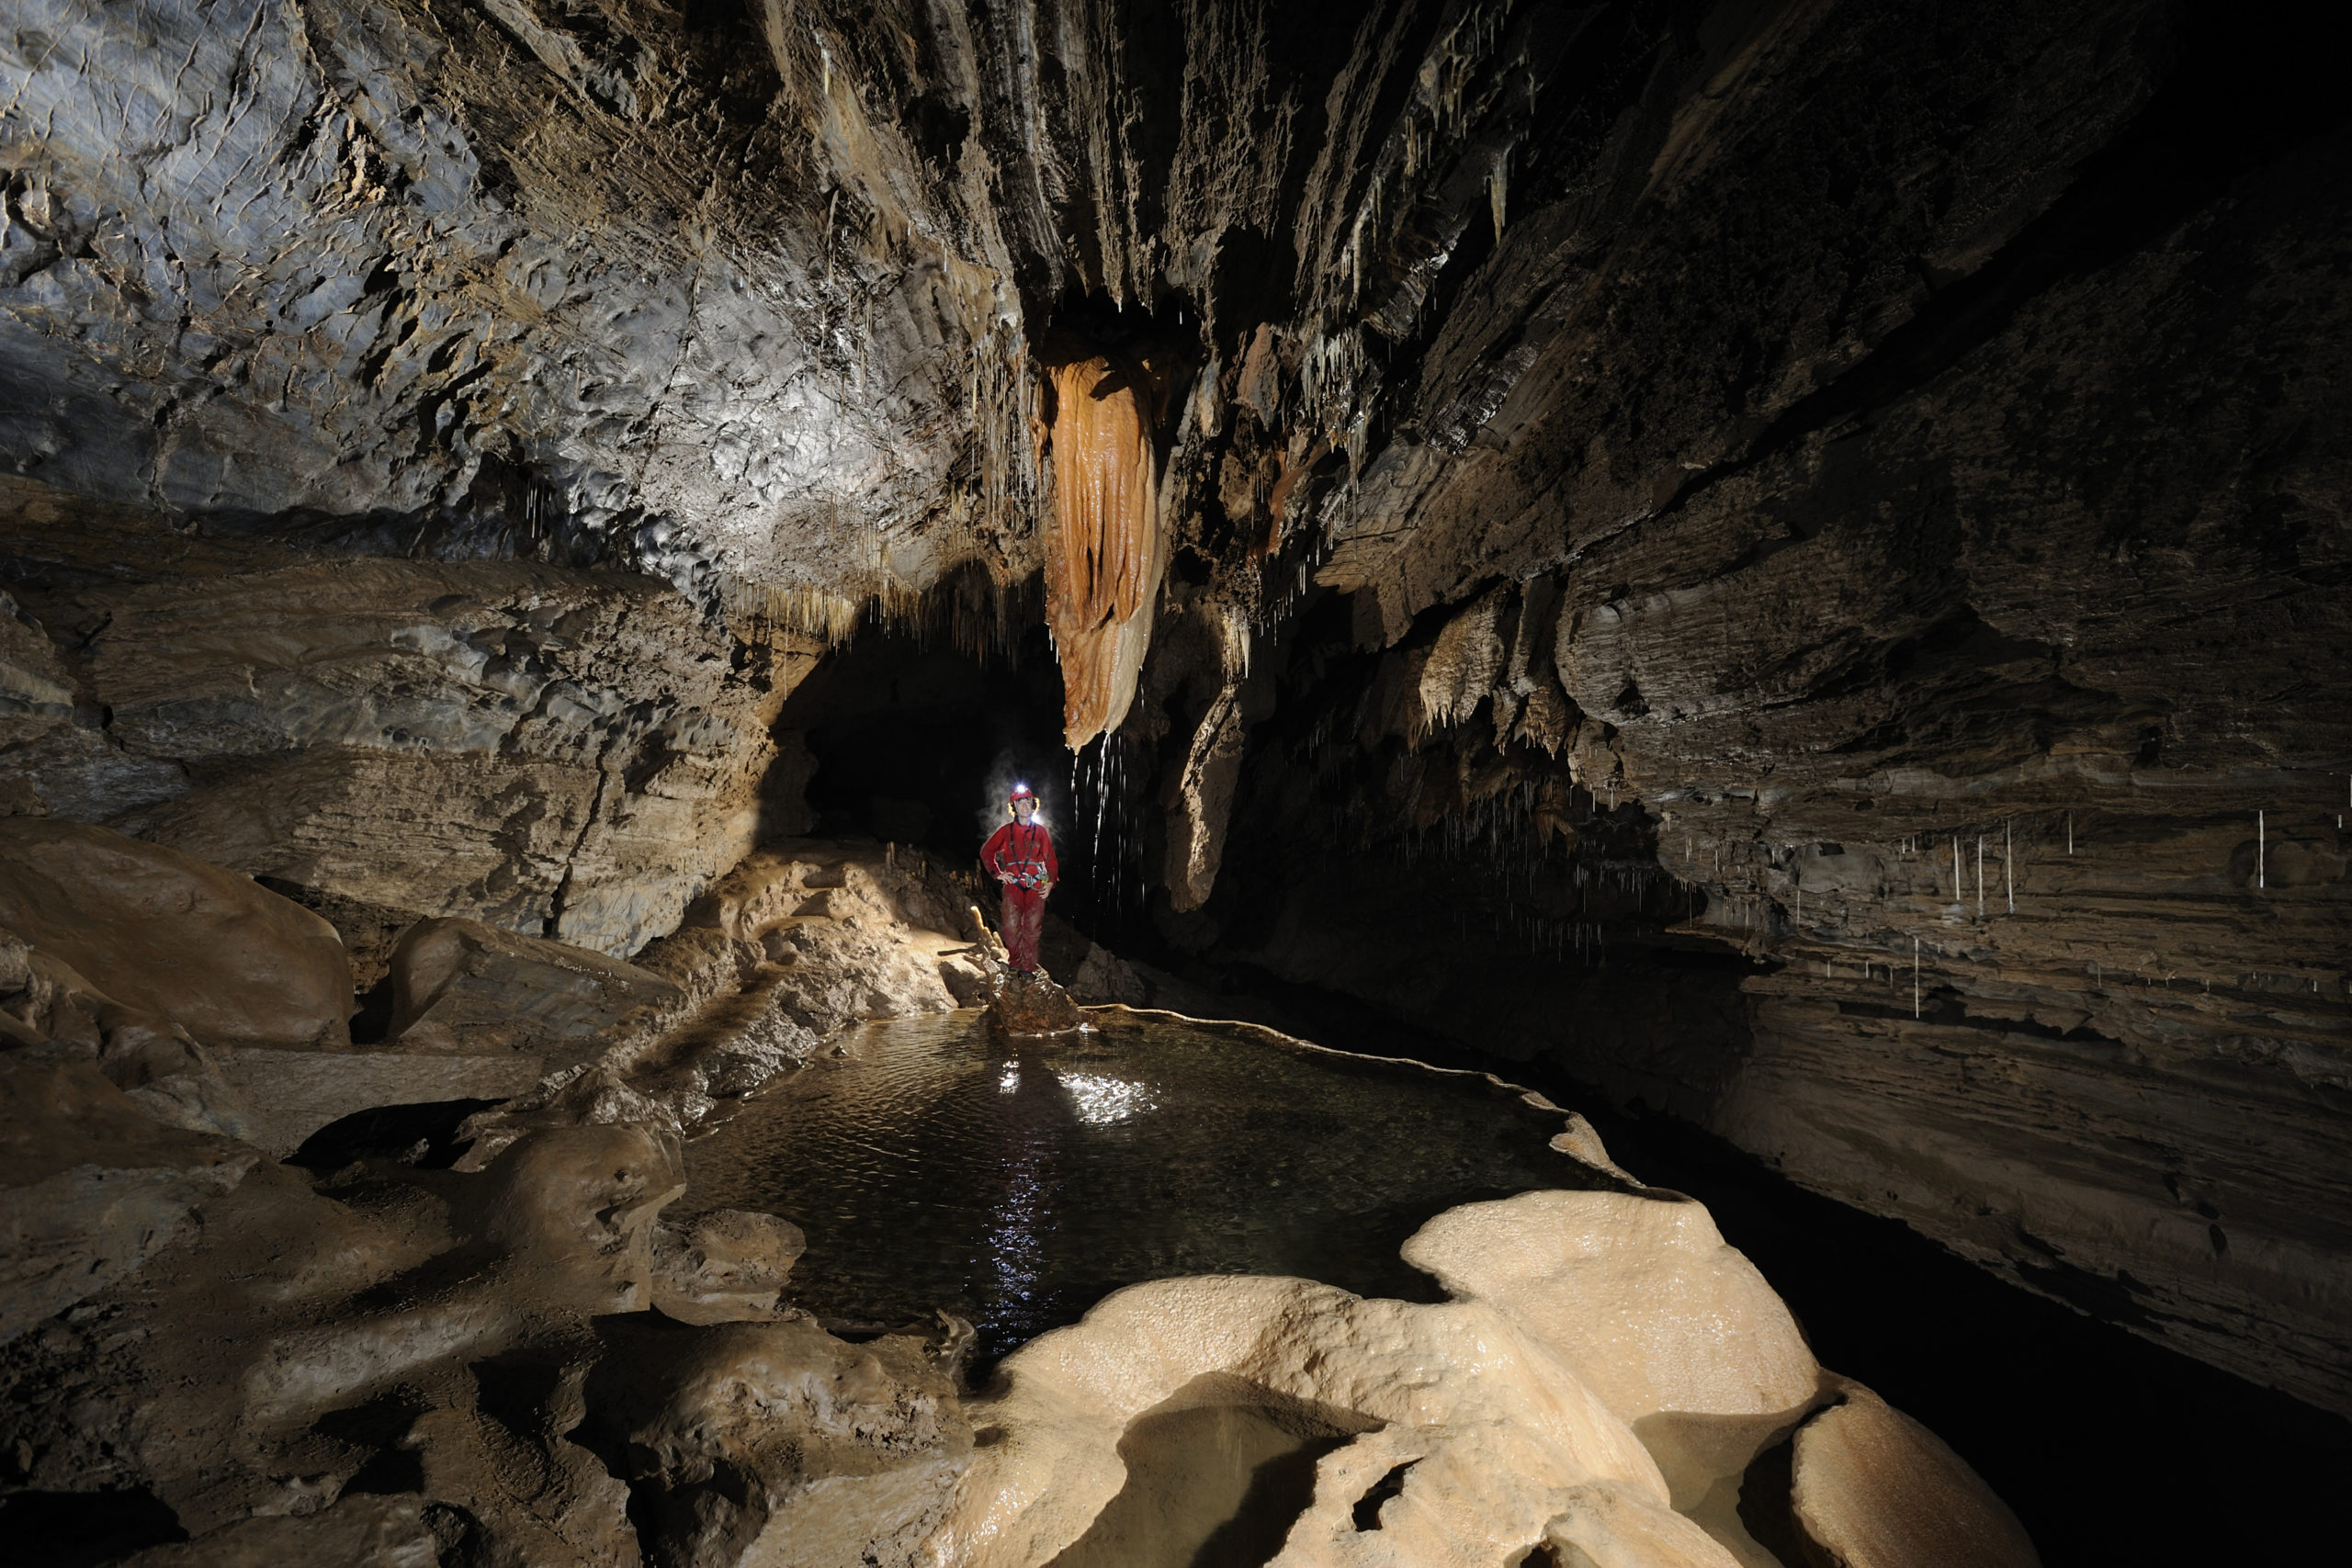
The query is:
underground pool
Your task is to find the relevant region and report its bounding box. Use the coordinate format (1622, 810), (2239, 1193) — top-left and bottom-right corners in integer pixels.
(675, 1008), (1604, 1363)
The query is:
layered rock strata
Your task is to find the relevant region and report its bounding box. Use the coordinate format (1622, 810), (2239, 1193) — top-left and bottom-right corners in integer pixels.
(1, 479), (820, 956)
(1123, 10), (2352, 1410)
(1187, 567), (2352, 1412)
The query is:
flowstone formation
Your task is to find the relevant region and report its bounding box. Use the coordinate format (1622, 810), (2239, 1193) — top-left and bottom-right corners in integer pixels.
(2, 0), (2346, 1539)
(942, 1190), (2036, 1568)
(0, 825), (989, 1564)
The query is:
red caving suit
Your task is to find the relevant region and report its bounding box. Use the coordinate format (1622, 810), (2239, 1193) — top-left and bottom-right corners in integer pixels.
(981, 818), (1058, 973)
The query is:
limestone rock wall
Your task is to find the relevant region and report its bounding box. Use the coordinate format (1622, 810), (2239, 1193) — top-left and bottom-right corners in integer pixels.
(1, 479), (820, 956)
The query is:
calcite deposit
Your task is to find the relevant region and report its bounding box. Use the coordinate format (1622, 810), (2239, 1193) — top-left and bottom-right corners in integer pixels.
(939, 1191), (2037, 1568)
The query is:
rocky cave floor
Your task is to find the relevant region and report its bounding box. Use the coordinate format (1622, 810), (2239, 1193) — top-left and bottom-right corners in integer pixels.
(0, 808), (2342, 1568)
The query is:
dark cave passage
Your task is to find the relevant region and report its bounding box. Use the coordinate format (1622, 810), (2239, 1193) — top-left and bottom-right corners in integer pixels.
(778, 624), (1146, 942)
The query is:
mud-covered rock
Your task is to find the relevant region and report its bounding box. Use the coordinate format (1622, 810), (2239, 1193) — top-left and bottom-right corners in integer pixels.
(582, 1315), (971, 1568)
(985, 964), (1088, 1038)
(0, 818), (349, 1048)
(386, 917), (682, 1057)
(0, 1056), (256, 1341)
(651, 1209), (808, 1326)
(455, 1122), (684, 1315)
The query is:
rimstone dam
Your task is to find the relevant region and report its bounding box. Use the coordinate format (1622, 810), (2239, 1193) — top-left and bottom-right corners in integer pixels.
(0, 3), (2346, 1564)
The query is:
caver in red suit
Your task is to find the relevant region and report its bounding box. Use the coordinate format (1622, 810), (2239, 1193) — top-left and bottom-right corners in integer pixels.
(981, 784), (1058, 974)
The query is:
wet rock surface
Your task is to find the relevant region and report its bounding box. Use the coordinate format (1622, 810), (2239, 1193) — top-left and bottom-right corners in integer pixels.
(0, 810), (2036, 1564)
(0, 827), (1000, 1564)
(983, 964), (1088, 1038)
(1787, 1384), (2041, 1568)
(940, 1190), (2034, 1568)
(0, 818), (349, 1050)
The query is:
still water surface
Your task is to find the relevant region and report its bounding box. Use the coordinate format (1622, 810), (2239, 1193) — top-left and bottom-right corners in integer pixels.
(679, 1009), (1593, 1362)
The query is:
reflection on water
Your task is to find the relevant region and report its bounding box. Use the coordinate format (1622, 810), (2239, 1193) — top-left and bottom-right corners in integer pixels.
(678, 1009), (1594, 1363)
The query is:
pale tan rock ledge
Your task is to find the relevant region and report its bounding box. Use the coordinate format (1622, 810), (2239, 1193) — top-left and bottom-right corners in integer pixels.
(926, 1188), (2038, 1568)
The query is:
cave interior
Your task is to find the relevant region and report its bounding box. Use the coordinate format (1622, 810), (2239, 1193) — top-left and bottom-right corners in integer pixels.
(1, 1), (2347, 1565)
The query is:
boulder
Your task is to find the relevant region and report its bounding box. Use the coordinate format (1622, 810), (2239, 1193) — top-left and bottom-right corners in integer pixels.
(652, 1209), (808, 1325)
(985, 965), (1088, 1038)
(1066, 943), (1150, 1007)
(0, 1056), (256, 1342)
(0, 923), (253, 1138)
(582, 1314), (972, 1568)
(1400, 1190), (1825, 1509)
(0, 818), (350, 1048)
(1791, 1386), (2041, 1568)
(385, 916), (683, 1055)
(457, 1122), (686, 1315)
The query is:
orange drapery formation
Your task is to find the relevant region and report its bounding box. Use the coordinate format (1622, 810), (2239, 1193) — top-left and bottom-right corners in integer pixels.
(1044, 352), (1161, 748)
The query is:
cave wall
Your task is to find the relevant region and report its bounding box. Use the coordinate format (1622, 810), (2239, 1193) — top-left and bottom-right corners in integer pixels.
(1181, 96), (2352, 1398)
(1, 479), (820, 960)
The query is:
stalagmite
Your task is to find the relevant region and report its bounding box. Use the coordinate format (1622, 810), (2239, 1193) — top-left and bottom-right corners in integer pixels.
(1042, 349), (1164, 749)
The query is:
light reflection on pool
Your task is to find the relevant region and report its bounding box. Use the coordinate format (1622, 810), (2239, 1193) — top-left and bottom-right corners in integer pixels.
(676, 1008), (1597, 1364)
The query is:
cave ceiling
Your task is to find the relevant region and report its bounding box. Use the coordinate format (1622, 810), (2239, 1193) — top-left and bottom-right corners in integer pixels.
(0, 0), (2224, 616)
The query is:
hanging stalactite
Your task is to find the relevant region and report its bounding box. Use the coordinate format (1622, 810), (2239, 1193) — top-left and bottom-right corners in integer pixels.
(1040, 343), (1165, 749)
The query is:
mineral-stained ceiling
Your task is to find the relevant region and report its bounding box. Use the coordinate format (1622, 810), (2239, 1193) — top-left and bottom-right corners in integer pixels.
(4, 0), (2348, 1430)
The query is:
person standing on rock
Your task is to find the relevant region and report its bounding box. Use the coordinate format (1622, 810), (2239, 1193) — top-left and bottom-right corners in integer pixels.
(981, 783), (1058, 975)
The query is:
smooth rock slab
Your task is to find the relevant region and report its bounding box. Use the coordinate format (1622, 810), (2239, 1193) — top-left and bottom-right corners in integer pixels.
(385, 916), (682, 1055)
(1792, 1386), (2041, 1568)
(0, 818), (350, 1048)
(220, 1047), (547, 1158)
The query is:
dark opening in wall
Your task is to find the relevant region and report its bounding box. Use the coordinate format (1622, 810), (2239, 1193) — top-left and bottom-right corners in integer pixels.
(776, 624), (1139, 940)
